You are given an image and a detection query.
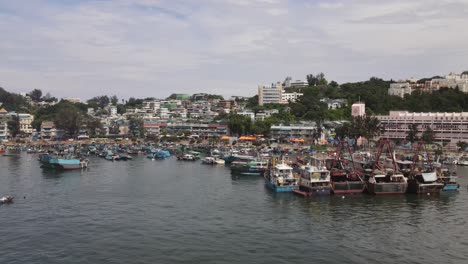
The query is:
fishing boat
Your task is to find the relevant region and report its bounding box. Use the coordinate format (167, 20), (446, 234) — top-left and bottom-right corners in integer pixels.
(363, 141), (408, 195)
(201, 156), (225, 165)
(264, 159), (299, 192)
(294, 163), (332, 197)
(328, 141), (366, 194)
(223, 154), (256, 164)
(177, 154), (196, 161)
(39, 154), (89, 170)
(437, 168), (460, 191)
(231, 159), (268, 175)
(405, 142), (444, 194)
(0, 196), (13, 204)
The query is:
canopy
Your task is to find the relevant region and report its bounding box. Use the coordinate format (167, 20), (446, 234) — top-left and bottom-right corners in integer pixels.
(239, 136), (256, 141)
(291, 138), (305, 143)
(220, 136), (230, 140)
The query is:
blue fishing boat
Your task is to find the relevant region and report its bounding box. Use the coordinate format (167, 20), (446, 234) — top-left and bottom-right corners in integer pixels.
(40, 154), (89, 170)
(231, 159), (268, 175)
(264, 160), (299, 192)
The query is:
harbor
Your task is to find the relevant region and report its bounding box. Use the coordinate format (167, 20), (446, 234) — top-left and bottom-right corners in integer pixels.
(1, 142), (468, 264)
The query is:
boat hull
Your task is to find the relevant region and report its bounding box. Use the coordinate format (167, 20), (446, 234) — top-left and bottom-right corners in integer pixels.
(442, 183), (460, 191)
(331, 181), (366, 194)
(407, 180), (444, 194)
(366, 182), (408, 195)
(293, 187), (331, 196)
(265, 180), (299, 192)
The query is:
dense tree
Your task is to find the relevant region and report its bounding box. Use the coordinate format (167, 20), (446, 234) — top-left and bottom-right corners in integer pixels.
(128, 117), (145, 137)
(7, 115), (20, 138)
(110, 95), (119, 106)
(421, 127), (436, 144)
(29, 89), (43, 102)
(54, 106), (85, 136)
(406, 124), (419, 144)
(0, 87), (30, 112)
(85, 117), (104, 136)
(87, 95), (110, 109)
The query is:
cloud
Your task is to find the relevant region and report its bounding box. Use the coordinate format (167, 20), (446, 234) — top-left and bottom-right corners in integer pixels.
(1, 0), (468, 100)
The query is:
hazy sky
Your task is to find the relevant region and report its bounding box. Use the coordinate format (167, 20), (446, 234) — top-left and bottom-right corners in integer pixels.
(1, 0), (468, 100)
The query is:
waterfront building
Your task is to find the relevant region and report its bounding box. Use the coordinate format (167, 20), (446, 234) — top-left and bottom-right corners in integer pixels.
(18, 113), (34, 135)
(258, 82), (283, 106)
(376, 111), (468, 146)
(388, 82), (412, 98)
(0, 108), (10, 140)
(270, 123), (324, 142)
(255, 109), (279, 121)
(40, 121), (57, 139)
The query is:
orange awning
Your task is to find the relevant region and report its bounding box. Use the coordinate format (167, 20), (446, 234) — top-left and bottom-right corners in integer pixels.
(292, 138), (305, 143)
(220, 136), (229, 140)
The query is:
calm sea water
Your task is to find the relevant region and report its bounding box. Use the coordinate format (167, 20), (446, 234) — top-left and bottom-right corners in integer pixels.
(1, 153), (468, 264)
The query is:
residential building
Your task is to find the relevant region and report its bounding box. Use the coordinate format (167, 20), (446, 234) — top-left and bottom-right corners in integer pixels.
(351, 102), (365, 117)
(376, 111), (468, 147)
(0, 108), (10, 140)
(62, 97), (81, 103)
(258, 82), (283, 105)
(110, 106), (117, 116)
(18, 113), (34, 135)
(238, 110), (255, 121)
(388, 82), (412, 98)
(218, 100), (231, 109)
(255, 109), (279, 121)
(282, 92), (303, 103)
(40, 121), (57, 139)
(320, 98), (347, 109)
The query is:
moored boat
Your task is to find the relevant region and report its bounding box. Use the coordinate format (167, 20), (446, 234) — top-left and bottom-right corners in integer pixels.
(294, 164), (332, 197)
(0, 196), (14, 204)
(231, 159), (268, 175)
(328, 141), (365, 194)
(363, 141), (408, 195)
(264, 159), (299, 192)
(40, 154), (89, 170)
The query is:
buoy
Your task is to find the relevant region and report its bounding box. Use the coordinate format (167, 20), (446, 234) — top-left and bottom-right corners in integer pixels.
(342, 196), (345, 199)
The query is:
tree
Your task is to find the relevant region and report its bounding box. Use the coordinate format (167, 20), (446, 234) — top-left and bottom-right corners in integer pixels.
(406, 124), (419, 144)
(421, 126), (436, 144)
(54, 106), (84, 137)
(457, 141), (468, 152)
(29, 89), (43, 102)
(128, 117), (145, 138)
(85, 117), (104, 136)
(7, 115), (20, 138)
(110, 95), (119, 106)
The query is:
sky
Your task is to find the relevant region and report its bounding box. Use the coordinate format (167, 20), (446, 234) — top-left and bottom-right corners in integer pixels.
(1, 0), (468, 100)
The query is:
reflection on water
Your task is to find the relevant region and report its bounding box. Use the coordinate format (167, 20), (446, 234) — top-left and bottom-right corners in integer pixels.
(0, 154), (467, 264)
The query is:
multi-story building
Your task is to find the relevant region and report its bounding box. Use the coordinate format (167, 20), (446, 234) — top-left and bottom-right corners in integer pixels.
(40, 121), (57, 139)
(109, 106), (117, 116)
(145, 122), (228, 138)
(237, 110), (255, 121)
(282, 92), (303, 103)
(18, 113), (34, 135)
(0, 108), (10, 140)
(258, 82), (283, 106)
(376, 111), (468, 146)
(351, 102), (365, 117)
(270, 123), (324, 142)
(388, 82), (412, 98)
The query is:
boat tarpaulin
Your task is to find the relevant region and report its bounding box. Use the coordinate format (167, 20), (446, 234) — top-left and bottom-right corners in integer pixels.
(421, 172), (437, 182)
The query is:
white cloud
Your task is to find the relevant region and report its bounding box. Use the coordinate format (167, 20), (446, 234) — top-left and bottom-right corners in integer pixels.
(1, 0), (468, 99)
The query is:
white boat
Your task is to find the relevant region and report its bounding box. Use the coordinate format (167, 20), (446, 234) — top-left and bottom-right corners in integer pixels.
(264, 160), (299, 192)
(0, 196), (13, 204)
(295, 164), (332, 196)
(201, 156), (216, 164)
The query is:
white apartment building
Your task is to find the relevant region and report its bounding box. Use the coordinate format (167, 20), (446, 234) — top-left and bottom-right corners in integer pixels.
(376, 111), (468, 147)
(238, 110), (255, 121)
(282, 92), (303, 103)
(110, 106), (118, 116)
(0, 109), (9, 140)
(388, 82), (412, 98)
(258, 82), (283, 106)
